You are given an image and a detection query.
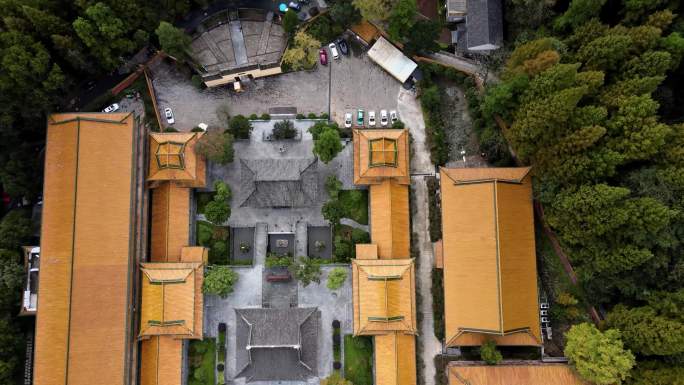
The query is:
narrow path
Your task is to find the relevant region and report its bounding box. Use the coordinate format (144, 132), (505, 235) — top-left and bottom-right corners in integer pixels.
(339, 218), (369, 232)
(397, 88), (433, 175)
(411, 177), (441, 385)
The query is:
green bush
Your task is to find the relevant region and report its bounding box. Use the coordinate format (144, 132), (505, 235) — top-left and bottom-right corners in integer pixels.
(480, 340), (502, 365)
(327, 267), (348, 290)
(432, 268), (445, 341)
(191, 74), (205, 89)
(260, 113), (271, 120)
(308, 112), (317, 119)
(273, 120), (297, 139)
(202, 266), (239, 298)
(249, 113), (258, 120)
(265, 254), (293, 268)
(205, 200), (230, 224)
(427, 177), (442, 241)
(296, 113), (306, 119)
(163, 127), (179, 132)
(320, 112), (329, 119)
(228, 115), (253, 139)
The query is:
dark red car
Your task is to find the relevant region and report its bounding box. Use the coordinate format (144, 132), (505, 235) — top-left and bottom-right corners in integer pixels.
(319, 48), (328, 65)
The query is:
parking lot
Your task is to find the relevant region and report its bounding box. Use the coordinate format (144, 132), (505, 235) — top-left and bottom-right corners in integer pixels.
(150, 38), (403, 130)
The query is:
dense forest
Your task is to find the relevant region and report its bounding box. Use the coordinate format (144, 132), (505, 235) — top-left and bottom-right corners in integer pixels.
(485, 0), (684, 383)
(0, 1), (205, 382)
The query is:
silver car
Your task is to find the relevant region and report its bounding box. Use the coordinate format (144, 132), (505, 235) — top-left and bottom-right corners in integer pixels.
(164, 108), (175, 124)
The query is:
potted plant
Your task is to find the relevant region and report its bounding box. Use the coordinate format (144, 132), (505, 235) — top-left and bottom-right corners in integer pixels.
(240, 242), (251, 253)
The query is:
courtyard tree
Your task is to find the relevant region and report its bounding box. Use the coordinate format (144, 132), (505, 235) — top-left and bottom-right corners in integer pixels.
(0, 210), (32, 250)
(403, 20), (440, 56)
(564, 323), (635, 385)
(195, 129), (235, 164)
(326, 267), (348, 290)
(155, 21), (191, 59)
(202, 266), (239, 298)
(282, 9), (299, 35)
(204, 181), (232, 224)
(480, 340), (502, 365)
(291, 257), (322, 287)
(329, 1), (362, 28)
(228, 115), (253, 139)
(388, 0), (417, 41)
(272, 120), (297, 139)
(283, 31), (320, 70)
(313, 127), (343, 163)
(352, 0), (393, 21)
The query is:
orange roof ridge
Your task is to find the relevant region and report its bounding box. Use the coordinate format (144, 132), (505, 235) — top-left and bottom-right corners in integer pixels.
(440, 166), (532, 185)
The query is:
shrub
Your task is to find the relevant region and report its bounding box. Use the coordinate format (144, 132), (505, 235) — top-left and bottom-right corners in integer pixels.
(249, 113), (258, 120)
(296, 113), (306, 119)
(332, 320), (341, 328)
(291, 257), (322, 287)
(320, 112), (329, 119)
(195, 130), (235, 164)
(218, 323), (227, 332)
(480, 340), (502, 365)
(333, 333), (341, 347)
(327, 267), (348, 290)
(333, 236), (352, 262)
(216, 363), (225, 372)
(272, 120), (297, 139)
(202, 266), (239, 297)
(191, 74), (204, 89)
(308, 112), (317, 119)
(391, 120), (405, 129)
(333, 362), (342, 371)
(265, 254), (293, 268)
(260, 113), (271, 120)
(212, 240), (227, 256)
(205, 200), (230, 224)
(163, 127), (179, 132)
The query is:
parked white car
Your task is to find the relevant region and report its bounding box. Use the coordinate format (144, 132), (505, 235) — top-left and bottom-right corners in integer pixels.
(389, 110), (398, 124)
(164, 108), (175, 124)
(380, 110), (388, 126)
(103, 103), (119, 113)
(344, 112), (352, 128)
(328, 43), (339, 60)
(368, 110), (376, 126)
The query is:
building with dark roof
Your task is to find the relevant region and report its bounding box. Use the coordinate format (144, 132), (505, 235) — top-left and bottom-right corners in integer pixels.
(235, 308), (319, 382)
(451, 0), (503, 52)
(239, 158), (319, 208)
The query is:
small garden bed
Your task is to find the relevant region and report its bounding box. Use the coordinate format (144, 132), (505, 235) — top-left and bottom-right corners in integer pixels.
(217, 323), (227, 385)
(343, 335), (373, 385)
(196, 220), (230, 265)
(338, 190), (369, 225)
(332, 320), (342, 366)
(333, 225), (370, 263)
(188, 339), (216, 385)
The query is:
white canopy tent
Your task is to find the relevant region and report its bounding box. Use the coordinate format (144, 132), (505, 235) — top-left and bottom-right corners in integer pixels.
(367, 37), (418, 84)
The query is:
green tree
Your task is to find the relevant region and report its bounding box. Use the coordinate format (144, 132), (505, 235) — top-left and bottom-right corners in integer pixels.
(564, 323), (635, 385)
(21, 5), (69, 38)
(195, 130), (235, 164)
(480, 340), (502, 365)
(73, 2), (136, 70)
(0, 210), (32, 250)
(660, 32), (684, 69)
(387, 0), (417, 41)
(322, 199), (345, 227)
(404, 20), (440, 56)
(325, 175), (343, 199)
(291, 257), (322, 287)
(283, 31), (320, 70)
(228, 115), (253, 139)
(313, 127), (343, 163)
(607, 303), (684, 356)
(576, 34), (632, 72)
(272, 120), (296, 139)
(327, 267), (348, 290)
(283, 9), (299, 35)
(329, 1), (362, 28)
(155, 21), (191, 59)
(202, 266), (239, 298)
(204, 181), (232, 224)
(352, 0), (392, 21)
(554, 0), (607, 30)
(627, 362), (684, 385)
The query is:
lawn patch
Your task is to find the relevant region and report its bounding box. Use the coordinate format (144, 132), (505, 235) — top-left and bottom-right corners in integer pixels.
(343, 335), (373, 385)
(338, 190), (369, 225)
(188, 339), (216, 385)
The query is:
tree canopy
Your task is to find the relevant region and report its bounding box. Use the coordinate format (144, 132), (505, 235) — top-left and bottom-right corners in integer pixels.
(202, 266), (239, 298)
(313, 126), (343, 163)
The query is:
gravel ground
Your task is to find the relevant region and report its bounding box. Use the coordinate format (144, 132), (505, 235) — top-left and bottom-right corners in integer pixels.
(151, 61), (330, 131)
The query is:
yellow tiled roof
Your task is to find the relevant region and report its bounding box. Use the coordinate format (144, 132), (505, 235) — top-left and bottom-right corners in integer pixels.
(448, 362), (588, 385)
(352, 259), (417, 335)
(140, 336), (184, 385)
(440, 167), (541, 347)
(35, 113), (138, 385)
(353, 129), (410, 185)
(375, 333), (417, 385)
(148, 132), (206, 187)
(370, 180), (410, 259)
(139, 262), (204, 338)
(150, 183), (190, 262)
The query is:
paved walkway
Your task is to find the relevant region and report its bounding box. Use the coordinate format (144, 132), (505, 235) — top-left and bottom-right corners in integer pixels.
(411, 177), (442, 385)
(339, 218), (369, 232)
(397, 88), (433, 175)
(230, 20), (248, 65)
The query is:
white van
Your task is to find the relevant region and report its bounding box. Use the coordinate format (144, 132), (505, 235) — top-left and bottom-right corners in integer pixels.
(328, 43), (340, 60)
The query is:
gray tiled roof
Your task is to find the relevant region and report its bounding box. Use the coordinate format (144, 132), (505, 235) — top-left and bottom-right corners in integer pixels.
(235, 308), (319, 382)
(239, 158), (319, 207)
(466, 0), (503, 50)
